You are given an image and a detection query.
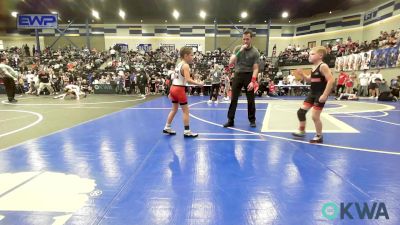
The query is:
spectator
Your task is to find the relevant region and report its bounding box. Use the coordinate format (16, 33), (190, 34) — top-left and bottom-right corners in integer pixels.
(110, 48), (116, 60)
(390, 76), (399, 97)
(129, 71), (136, 94)
(16, 75), (25, 95)
(336, 70), (348, 96)
(268, 80), (278, 96)
(369, 70), (383, 99)
(36, 71), (54, 96)
(287, 73), (296, 84)
(358, 69), (370, 97)
(375, 78), (398, 101)
(345, 73), (355, 94)
(208, 64), (222, 104)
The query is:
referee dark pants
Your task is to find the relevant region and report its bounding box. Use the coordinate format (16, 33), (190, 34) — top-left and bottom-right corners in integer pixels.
(3, 77), (16, 101)
(227, 72), (256, 122)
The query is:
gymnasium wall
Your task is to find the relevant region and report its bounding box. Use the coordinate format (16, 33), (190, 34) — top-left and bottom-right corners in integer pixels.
(0, 35), (43, 49)
(362, 13), (400, 42)
(104, 36), (205, 52)
(43, 36), (106, 51)
(1, 0), (400, 56)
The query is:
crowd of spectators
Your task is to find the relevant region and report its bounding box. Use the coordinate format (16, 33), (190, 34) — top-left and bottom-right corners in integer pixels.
(278, 28), (400, 67)
(277, 44), (311, 66)
(331, 29), (400, 57)
(1, 45), (108, 96)
(1, 45), (280, 99)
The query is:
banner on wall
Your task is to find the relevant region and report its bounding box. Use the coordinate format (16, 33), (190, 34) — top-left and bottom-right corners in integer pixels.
(335, 47), (400, 71)
(378, 48), (390, 68)
(335, 56), (343, 71)
(370, 49), (380, 68)
(114, 43), (129, 53)
(354, 53), (361, 71)
(364, 8), (379, 22)
(137, 44), (152, 52)
(397, 47), (400, 67)
(160, 44), (176, 52)
(360, 51), (372, 70)
(387, 46), (399, 68)
(342, 55), (349, 71)
(347, 54), (355, 71)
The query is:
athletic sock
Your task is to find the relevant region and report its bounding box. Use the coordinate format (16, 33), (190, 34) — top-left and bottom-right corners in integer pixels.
(184, 125), (190, 132)
(164, 123), (171, 130)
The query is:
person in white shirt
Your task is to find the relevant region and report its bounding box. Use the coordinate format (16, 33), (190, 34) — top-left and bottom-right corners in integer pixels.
(358, 69), (370, 97)
(287, 73), (296, 84)
(167, 65), (175, 79)
(53, 84), (86, 100)
(110, 48), (116, 60)
(26, 71), (35, 84)
(53, 63), (60, 71)
(369, 70), (383, 98)
(332, 43), (339, 52)
(0, 57), (18, 103)
(276, 70), (283, 77)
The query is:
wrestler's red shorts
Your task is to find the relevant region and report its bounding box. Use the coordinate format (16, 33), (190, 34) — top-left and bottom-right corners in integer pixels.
(169, 85), (187, 105)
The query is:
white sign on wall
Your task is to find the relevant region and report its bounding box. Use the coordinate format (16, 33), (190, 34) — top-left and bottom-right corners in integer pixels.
(160, 44), (176, 52)
(0, 40), (4, 50)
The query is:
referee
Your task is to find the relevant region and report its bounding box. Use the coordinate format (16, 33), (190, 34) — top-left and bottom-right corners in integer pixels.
(224, 30), (260, 128)
(0, 57), (18, 103)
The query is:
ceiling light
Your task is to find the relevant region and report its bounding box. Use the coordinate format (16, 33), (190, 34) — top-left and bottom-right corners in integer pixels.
(199, 10), (206, 19)
(172, 9), (179, 19)
(11, 11), (18, 18)
(241, 11), (248, 19)
(92, 9), (100, 20)
(119, 9), (126, 19)
(282, 11), (289, 18)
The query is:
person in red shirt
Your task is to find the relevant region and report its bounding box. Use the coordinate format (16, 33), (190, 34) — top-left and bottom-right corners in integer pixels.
(268, 80), (277, 96)
(336, 70), (348, 96)
(345, 75), (354, 94)
(67, 61), (76, 72)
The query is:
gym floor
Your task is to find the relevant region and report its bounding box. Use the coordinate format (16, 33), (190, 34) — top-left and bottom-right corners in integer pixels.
(0, 95), (399, 225)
